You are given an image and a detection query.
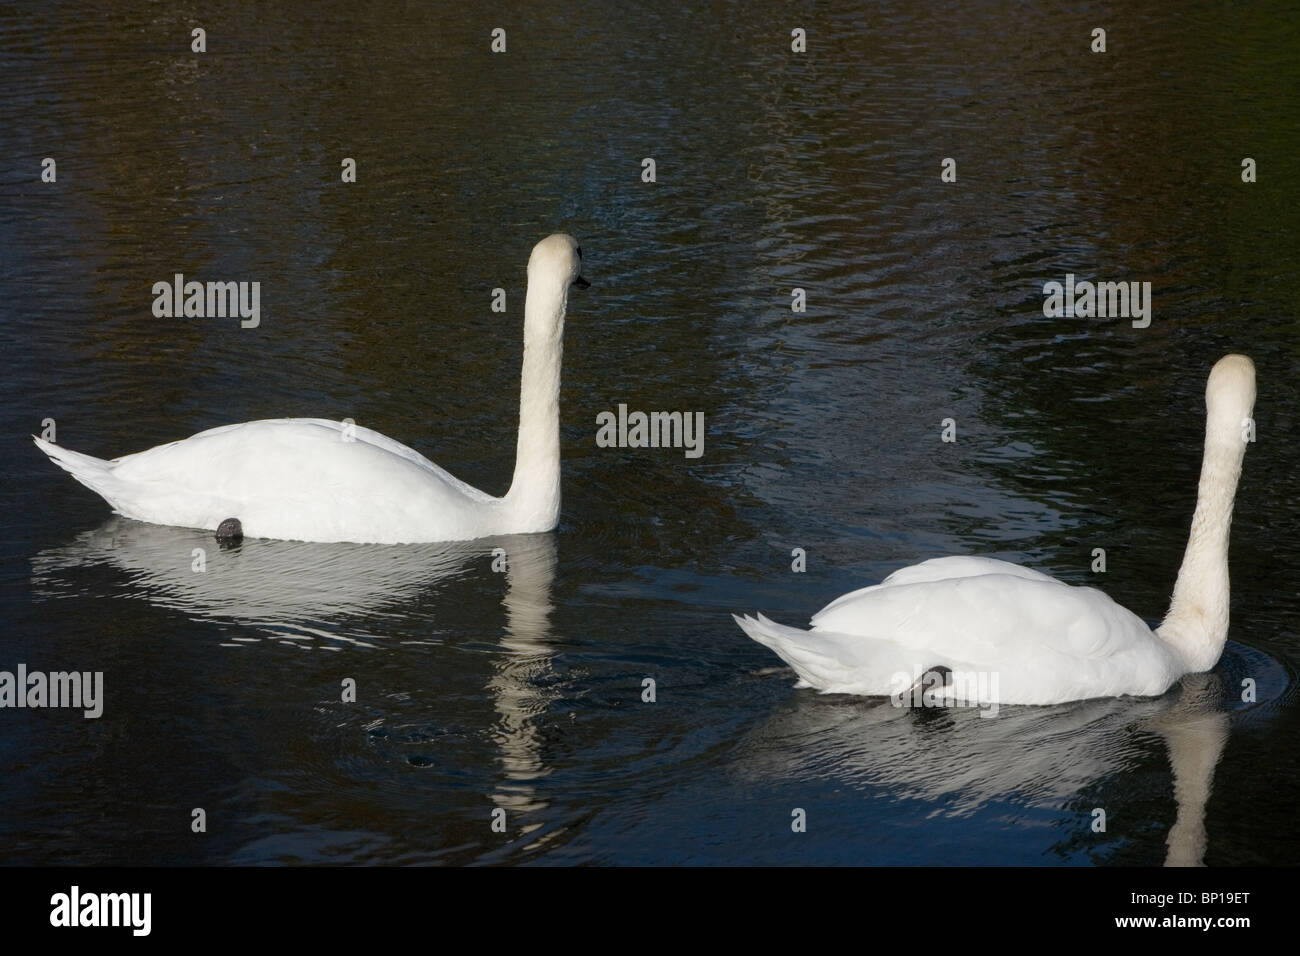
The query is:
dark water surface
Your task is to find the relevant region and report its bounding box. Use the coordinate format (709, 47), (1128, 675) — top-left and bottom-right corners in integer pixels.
(1, 2), (1297, 865)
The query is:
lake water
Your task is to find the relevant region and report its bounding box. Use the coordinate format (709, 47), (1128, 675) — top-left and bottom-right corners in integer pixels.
(2, 2), (1297, 865)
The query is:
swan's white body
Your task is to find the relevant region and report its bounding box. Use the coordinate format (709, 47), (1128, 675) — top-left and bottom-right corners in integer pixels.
(739, 557), (1182, 703)
(737, 355), (1256, 705)
(35, 234), (588, 544)
(37, 418), (509, 543)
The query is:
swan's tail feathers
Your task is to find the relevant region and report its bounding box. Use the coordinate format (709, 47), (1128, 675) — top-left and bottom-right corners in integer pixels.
(734, 613), (845, 691)
(33, 437), (125, 509)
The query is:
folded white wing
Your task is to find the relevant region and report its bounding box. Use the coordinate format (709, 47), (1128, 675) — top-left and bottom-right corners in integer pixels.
(738, 557), (1183, 704)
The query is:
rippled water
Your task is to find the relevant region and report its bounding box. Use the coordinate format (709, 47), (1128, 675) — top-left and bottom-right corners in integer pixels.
(2, 2), (1297, 865)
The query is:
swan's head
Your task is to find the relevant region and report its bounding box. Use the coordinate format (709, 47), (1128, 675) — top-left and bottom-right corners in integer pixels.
(529, 233), (589, 291)
(1204, 353), (1256, 447)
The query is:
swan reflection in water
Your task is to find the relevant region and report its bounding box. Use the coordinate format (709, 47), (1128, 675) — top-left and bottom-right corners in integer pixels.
(32, 517), (490, 645)
(32, 518), (564, 842)
(486, 533), (564, 849)
(739, 657), (1269, 866)
(1147, 672), (1229, 867)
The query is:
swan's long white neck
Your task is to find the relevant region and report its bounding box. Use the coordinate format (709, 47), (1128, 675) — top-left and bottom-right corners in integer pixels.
(503, 273), (568, 530)
(1157, 412), (1249, 673)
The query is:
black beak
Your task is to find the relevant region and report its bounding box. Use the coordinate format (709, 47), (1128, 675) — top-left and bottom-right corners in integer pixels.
(573, 275), (591, 290)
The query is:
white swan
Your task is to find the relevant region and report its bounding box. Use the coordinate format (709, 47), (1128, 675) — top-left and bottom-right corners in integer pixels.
(735, 354), (1256, 705)
(35, 234), (588, 544)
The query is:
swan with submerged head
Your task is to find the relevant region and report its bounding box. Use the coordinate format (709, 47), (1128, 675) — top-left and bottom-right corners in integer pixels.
(35, 234), (589, 544)
(735, 354), (1256, 705)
